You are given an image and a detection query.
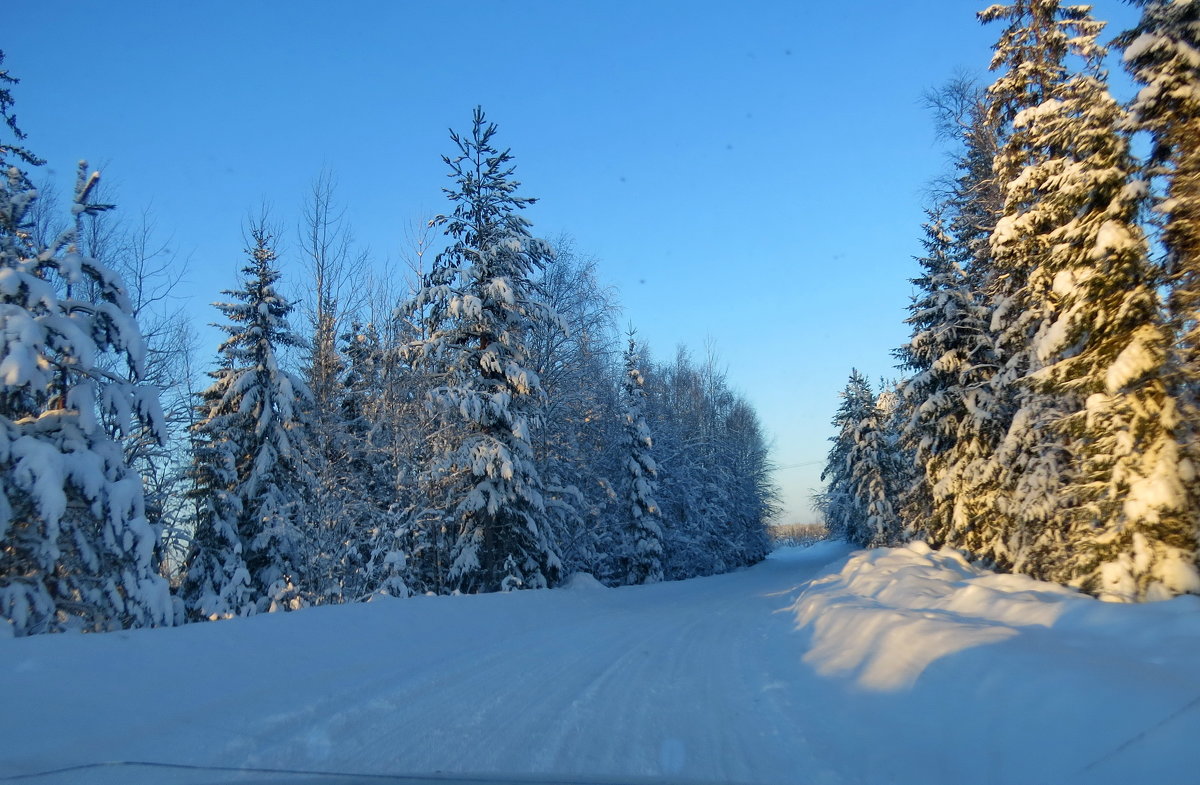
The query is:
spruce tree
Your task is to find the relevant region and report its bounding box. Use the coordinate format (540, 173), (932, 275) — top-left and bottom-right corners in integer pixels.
(404, 107), (563, 593)
(0, 152), (171, 633)
(898, 205), (1001, 547)
(908, 79), (1006, 559)
(618, 332), (663, 585)
(342, 320), (411, 600)
(182, 225), (314, 617)
(1120, 1), (1200, 374)
(819, 370), (875, 543)
(980, 1), (1196, 597)
(0, 56), (171, 635)
(973, 0), (1096, 569)
(1119, 3), (1200, 595)
(850, 386), (908, 548)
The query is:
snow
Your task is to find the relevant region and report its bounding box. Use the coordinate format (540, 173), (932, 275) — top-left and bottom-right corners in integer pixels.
(561, 571), (605, 591)
(2, 541), (1195, 784)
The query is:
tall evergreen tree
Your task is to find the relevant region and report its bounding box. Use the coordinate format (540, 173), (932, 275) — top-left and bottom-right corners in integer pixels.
(979, 1), (1196, 597)
(973, 0), (1098, 569)
(0, 138), (171, 634)
(182, 225), (314, 617)
(910, 78), (1006, 558)
(819, 370), (875, 543)
(1120, 1), (1200, 375)
(618, 332), (663, 585)
(404, 107), (563, 593)
(0, 56), (171, 635)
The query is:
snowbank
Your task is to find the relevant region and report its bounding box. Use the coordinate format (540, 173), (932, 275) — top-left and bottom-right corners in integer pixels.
(792, 541), (1200, 691)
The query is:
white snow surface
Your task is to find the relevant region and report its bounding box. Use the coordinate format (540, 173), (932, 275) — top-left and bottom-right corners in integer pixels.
(2, 541), (1196, 785)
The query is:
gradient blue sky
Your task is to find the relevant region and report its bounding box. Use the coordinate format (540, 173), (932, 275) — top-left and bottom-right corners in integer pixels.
(8, 0), (1140, 523)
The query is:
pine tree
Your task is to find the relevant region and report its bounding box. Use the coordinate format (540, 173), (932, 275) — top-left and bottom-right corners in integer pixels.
(618, 332), (663, 584)
(182, 224), (314, 617)
(404, 107), (563, 593)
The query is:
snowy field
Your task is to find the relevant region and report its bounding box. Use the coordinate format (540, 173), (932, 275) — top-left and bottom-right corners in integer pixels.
(2, 541), (1196, 785)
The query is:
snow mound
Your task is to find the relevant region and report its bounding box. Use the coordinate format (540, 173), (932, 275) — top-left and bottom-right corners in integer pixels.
(560, 572), (606, 591)
(791, 541), (1200, 691)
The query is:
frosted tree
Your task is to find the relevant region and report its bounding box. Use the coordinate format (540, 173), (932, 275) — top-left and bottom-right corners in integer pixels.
(1120, 1), (1200, 376)
(897, 204), (1000, 553)
(341, 319), (412, 600)
(972, 0), (1098, 568)
(0, 144), (171, 636)
(617, 332), (663, 584)
(979, 2), (1196, 598)
(850, 386), (908, 548)
(525, 240), (623, 580)
(0, 55), (171, 635)
(182, 223), (314, 617)
(404, 107), (563, 593)
(720, 397), (776, 565)
(1119, 3), (1200, 566)
(819, 370), (875, 543)
(296, 171), (367, 601)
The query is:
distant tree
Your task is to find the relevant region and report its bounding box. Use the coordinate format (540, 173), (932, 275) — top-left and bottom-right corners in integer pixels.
(819, 370), (875, 544)
(847, 385), (908, 548)
(617, 331), (663, 585)
(403, 107), (563, 593)
(182, 222), (314, 617)
(526, 239), (623, 580)
(719, 396), (777, 564)
(295, 171), (368, 603)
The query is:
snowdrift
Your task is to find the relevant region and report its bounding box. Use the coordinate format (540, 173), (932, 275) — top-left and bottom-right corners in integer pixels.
(790, 541), (1199, 782)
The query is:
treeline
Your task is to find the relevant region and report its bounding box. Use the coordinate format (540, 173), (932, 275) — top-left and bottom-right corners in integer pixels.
(821, 0), (1200, 602)
(0, 67), (776, 634)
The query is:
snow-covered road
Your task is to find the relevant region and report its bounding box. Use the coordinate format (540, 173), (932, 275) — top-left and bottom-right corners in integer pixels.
(2, 542), (1194, 785)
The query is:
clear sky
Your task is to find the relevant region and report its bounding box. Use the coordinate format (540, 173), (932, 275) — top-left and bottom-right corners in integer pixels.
(7, 0), (1140, 524)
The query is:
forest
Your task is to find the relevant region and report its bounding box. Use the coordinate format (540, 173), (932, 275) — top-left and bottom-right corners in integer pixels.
(820, 0), (1200, 603)
(0, 82), (777, 634)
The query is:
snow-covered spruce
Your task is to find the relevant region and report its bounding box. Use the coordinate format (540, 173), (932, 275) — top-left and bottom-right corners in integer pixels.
(338, 320), (411, 601)
(182, 225), (314, 618)
(976, 1), (1197, 599)
(895, 79), (1005, 559)
(820, 370), (869, 545)
(0, 160), (171, 635)
(402, 107), (563, 593)
(897, 212), (984, 547)
(1120, 0), (1200, 379)
(617, 333), (663, 585)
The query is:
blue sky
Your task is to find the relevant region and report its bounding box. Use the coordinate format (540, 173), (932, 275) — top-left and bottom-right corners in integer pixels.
(8, 0), (1140, 523)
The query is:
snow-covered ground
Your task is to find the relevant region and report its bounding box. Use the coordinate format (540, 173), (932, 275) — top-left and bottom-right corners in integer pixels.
(2, 541), (1195, 785)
